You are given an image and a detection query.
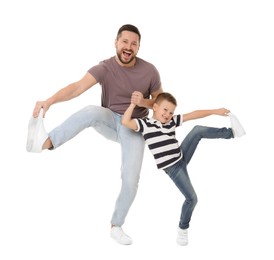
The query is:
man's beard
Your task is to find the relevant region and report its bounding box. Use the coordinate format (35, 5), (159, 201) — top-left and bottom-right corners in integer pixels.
(116, 52), (135, 65)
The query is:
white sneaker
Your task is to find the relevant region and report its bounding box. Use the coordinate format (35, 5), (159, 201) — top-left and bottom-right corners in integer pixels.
(177, 228), (188, 246)
(26, 109), (48, 153)
(110, 226), (132, 245)
(228, 112), (246, 137)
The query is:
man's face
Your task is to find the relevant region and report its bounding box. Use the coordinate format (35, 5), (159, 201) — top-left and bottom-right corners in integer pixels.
(115, 30), (140, 66)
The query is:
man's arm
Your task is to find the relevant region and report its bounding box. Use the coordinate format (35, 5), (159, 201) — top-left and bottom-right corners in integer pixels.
(131, 86), (163, 109)
(121, 103), (138, 130)
(33, 72), (97, 117)
(182, 108), (230, 122)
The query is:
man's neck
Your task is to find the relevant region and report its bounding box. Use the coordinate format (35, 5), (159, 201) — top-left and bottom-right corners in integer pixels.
(115, 56), (137, 68)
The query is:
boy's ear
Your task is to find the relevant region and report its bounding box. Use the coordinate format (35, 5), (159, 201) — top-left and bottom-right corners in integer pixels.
(153, 103), (158, 112)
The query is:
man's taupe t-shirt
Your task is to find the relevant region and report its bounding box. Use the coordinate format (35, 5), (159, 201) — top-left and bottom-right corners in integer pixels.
(88, 56), (161, 118)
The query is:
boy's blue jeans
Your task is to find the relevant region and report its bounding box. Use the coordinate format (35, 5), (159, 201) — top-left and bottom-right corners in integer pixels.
(164, 125), (234, 230)
(48, 105), (145, 227)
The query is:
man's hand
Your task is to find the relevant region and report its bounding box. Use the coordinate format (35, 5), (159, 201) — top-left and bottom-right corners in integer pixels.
(131, 91), (144, 106)
(33, 100), (51, 118)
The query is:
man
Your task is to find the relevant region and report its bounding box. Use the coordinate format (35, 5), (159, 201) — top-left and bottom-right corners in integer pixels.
(26, 24), (163, 245)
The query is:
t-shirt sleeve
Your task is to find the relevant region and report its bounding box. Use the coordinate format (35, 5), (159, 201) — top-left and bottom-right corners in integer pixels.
(150, 65), (162, 93)
(87, 62), (106, 83)
(134, 118), (144, 133)
(174, 114), (183, 127)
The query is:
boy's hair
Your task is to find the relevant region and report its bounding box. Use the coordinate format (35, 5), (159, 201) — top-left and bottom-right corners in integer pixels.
(116, 24), (141, 42)
(155, 92), (177, 106)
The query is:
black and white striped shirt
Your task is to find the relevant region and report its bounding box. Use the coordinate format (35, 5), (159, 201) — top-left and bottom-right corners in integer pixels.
(135, 115), (183, 170)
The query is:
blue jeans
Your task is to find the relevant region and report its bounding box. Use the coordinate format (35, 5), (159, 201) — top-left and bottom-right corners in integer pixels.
(164, 125), (233, 229)
(49, 105), (145, 227)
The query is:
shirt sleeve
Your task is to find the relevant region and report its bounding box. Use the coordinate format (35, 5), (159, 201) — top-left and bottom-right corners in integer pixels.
(87, 62), (105, 83)
(178, 114), (183, 126)
(173, 115), (183, 127)
(134, 118), (144, 132)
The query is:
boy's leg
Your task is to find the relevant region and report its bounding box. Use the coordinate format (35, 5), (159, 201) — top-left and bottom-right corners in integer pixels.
(164, 160), (198, 230)
(181, 126), (233, 165)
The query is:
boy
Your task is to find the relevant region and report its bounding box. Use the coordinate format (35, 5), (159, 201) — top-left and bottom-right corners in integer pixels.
(122, 92), (245, 245)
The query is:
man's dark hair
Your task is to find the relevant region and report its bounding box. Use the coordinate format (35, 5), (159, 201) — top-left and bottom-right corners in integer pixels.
(116, 24), (141, 42)
(155, 92), (177, 106)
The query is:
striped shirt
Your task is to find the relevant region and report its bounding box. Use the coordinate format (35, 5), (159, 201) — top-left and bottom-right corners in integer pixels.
(135, 115), (183, 170)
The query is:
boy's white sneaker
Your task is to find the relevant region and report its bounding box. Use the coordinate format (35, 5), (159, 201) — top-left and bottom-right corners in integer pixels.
(110, 226), (132, 245)
(26, 109), (48, 153)
(177, 228), (188, 246)
(228, 112), (246, 138)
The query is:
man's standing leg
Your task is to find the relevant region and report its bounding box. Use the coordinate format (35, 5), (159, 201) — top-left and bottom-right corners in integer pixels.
(110, 121), (145, 245)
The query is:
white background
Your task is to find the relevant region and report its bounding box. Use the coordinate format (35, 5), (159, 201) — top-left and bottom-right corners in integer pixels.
(1, 0), (273, 259)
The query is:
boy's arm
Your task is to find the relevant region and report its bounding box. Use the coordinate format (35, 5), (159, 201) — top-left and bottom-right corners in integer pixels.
(122, 103), (138, 130)
(182, 108), (230, 122)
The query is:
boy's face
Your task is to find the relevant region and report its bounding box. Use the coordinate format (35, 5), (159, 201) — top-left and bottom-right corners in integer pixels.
(153, 100), (176, 124)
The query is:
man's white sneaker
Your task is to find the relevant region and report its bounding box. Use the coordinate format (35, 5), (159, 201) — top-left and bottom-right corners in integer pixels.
(228, 112), (246, 138)
(26, 109), (48, 153)
(177, 228), (188, 246)
(110, 226), (132, 245)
